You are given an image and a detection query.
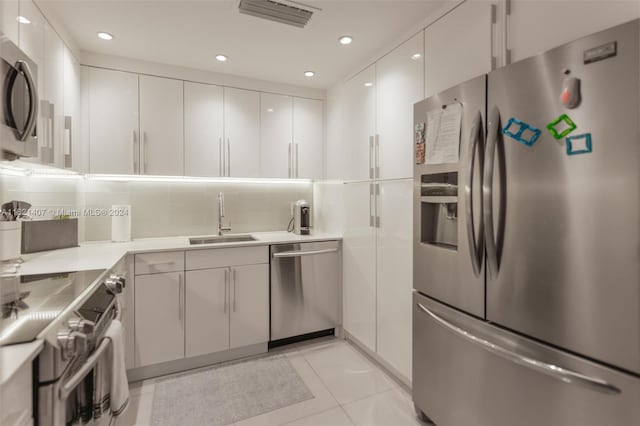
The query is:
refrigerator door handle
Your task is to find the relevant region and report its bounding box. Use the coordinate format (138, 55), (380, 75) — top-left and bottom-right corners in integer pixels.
(416, 302), (621, 395)
(465, 111), (484, 277)
(483, 106), (500, 278)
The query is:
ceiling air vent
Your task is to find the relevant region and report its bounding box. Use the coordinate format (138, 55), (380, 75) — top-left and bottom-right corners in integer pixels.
(238, 0), (318, 28)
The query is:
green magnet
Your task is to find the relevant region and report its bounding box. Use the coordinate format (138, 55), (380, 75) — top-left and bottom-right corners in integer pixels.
(547, 114), (577, 139)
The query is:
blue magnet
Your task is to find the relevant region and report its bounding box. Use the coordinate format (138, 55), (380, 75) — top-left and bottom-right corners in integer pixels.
(566, 133), (592, 156)
(502, 118), (542, 147)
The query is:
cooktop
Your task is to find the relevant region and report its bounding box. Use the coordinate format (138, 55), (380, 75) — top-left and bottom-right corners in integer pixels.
(0, 269), (106, 346)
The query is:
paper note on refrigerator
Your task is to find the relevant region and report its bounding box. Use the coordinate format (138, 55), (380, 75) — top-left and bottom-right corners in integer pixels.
(425, 102), (462, 164)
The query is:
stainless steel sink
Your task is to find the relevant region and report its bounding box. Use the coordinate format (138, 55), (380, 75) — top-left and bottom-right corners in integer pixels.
(189, 234), (256, 245)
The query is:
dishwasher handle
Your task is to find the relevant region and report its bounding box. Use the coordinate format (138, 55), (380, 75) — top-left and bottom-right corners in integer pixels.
(273, 248), (338, 258)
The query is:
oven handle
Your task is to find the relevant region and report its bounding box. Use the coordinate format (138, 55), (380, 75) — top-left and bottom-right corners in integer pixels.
(59, 299), (121, 399)
(15, 60), (39, 142)
(60, 337), (111, 399)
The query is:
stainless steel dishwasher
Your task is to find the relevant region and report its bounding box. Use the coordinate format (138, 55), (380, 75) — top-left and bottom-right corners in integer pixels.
(270, 241), (340, 343)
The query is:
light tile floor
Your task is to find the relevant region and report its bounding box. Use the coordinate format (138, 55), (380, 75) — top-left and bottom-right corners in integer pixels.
(119, 338), (427, 426)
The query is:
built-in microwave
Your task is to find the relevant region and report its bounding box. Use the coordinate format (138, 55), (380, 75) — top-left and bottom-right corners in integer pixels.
(1, 32), (38, 160)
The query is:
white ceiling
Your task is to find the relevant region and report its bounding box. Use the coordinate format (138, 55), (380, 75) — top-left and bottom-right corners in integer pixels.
(37, 0), (448, 89)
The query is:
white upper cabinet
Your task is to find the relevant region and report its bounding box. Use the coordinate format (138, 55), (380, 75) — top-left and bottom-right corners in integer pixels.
(342, 64), (376, 181)
(88, 67), (139, 174)
(424, 1), (493, 97)
(43, 22), (65, 167)
(1, 0), (19, 45)
(293, 97), (323, 180)
(260, 93), (292, 178)
(63, 47), (82, 172)
(509, 0), (640, 63)
(139, 75), (184, 176)
(184, 81), (224, 177)
(223, 87), (260, 178)
(376, 32), (424, 180)
(18, 0), (45, 164)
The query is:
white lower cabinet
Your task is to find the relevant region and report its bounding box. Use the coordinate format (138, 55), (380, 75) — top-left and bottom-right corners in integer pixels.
(133, 248), (268, 370)
(185, 268), (229, 357)
(342, 180), (413, 381)
(376, 179), (413, 380)
(342, 182), (377, 352)
(134, 271), (185, 367)
(229, 264), (269, 349)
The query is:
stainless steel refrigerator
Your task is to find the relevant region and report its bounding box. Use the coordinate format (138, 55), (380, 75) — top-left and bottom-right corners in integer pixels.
(412, 19), (640, 426)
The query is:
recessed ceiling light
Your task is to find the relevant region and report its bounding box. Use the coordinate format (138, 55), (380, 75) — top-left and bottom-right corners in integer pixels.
(411, 53), (422, 60)
(97, 32), (114, 41)
(304, 71), (315, 77)
(339, 35), (353, 45)
(267, 108), (274, 113)
(215, 54), (228, 62)
(17, 16), (31, 24)
(364, 82), (373, 87)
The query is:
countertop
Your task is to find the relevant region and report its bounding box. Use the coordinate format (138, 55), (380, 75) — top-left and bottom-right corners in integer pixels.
(1, 231), (342, 379)
(8, 231), (342, 275)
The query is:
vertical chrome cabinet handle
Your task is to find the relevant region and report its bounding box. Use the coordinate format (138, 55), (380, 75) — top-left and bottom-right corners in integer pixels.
(483, 106), (500, 279)
(228, 139), (231, 176)
(288, 143), (292, 178)
(465, 111), (484, 277)
(375, 183), (380, 228)
(143, 132), (149, 174)
(224, 269), (228, 313)
(15, 60), (38, 141)
(219, 137), (223, 176)
(132, 130), (139, 174)
(41, 102), (54, 164)
(50, 102), (55, 160)
(178, 274), (184, 323)
(64, 116), (73, 168)
(232, 269), (237, 312)
(374, 134), (380, 179)
(295, 143), (299, 178)
(369, 136), (374, 179)
(369, 183), (375, 227)
(221, 136), (226, 177)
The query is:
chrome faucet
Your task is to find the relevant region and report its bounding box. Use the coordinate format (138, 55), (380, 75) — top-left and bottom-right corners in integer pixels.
(217, 192), (232, 236)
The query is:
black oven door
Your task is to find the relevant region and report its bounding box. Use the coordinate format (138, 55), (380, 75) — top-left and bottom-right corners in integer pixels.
(0, 33), (38, 159)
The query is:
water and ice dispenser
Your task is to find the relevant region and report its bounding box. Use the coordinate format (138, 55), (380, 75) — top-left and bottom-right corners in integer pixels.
(420, 172), (458, 250)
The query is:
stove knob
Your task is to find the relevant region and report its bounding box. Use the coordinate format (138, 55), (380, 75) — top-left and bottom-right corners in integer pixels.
(68, 318), (96, 335)
(110, 273), (126, 288)
(57, 330), (88, 359)
(105, 275), (125, 294)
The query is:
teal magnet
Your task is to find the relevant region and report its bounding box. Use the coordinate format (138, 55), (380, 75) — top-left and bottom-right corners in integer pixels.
(566, 133), (592, 155)
(502, 118), (541, 147)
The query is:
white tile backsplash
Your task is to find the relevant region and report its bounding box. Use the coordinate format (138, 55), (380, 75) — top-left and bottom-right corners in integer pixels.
(1, 175), (312, 242)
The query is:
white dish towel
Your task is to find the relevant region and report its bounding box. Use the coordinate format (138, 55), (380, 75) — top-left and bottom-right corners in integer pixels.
(93, 319), (129, 419)
(105, 319), (129, 417)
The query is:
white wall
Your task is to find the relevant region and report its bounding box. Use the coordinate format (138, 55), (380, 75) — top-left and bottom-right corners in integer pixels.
(0, 173), (312, 241)
(508, 0), (640, 63)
